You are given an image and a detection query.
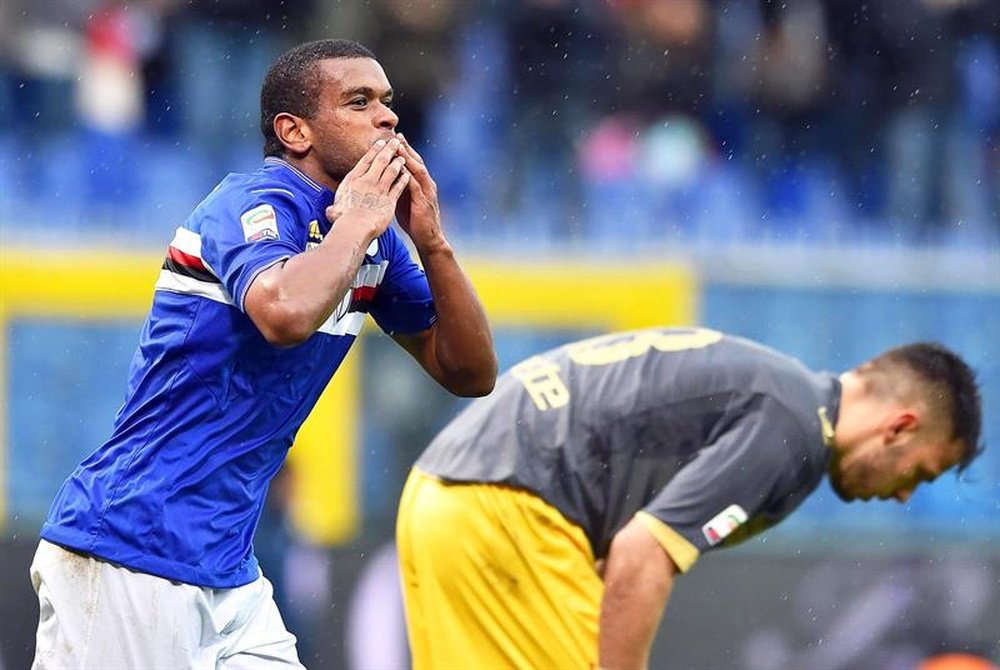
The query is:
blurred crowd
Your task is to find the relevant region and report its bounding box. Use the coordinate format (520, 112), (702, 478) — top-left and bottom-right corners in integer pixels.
(2, 0), (1000, 248)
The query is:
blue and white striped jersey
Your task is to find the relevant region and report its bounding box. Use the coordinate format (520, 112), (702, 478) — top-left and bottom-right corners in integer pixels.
(42, 158), (436, 587)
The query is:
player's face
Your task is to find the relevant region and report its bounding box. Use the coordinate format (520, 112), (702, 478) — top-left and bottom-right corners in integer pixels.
(307, 57), (399, 182)
(829, 434), (961, 503)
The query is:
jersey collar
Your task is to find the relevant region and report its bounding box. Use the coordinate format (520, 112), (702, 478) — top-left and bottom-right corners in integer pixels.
(263, 157), (326, 195)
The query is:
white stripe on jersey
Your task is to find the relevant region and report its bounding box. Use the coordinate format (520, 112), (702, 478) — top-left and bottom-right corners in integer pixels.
(170, 227), (203, 257)
(250, 188), (297, 198)
(168, 227), (219, 277)
(313, 261), (388, 336)
(317, 311), (366, 337)
(155, 269), (234, 305)
(358, 260), (388, 287)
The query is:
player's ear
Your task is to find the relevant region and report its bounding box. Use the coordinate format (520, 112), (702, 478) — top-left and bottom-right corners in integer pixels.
(274, 113), (312, 157)
(885, 411), (918, 442)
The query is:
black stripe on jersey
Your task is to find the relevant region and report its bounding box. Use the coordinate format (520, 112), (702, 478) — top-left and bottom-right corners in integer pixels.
(348, 297), (373, 314)
(162, 256), (220, 284)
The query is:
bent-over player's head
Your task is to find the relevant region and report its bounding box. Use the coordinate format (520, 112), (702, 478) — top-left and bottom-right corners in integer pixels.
(828, 342), (982, 503)
(260, 39), (398, 182)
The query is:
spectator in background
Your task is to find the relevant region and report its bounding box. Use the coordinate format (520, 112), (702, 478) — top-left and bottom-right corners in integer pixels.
(741, 0), (833, 228)
(821, 0), (961, 237)
(366, 0), (465, 150)
(607, 0), (715, 123)
(501, 0), (613, 241)
(0, 0), (95, 214)
(577, 0), (716, 240)
(0, 0), (93, 134)
(76, 1), (154, 212)
(950, 0), (1000, 232)
(163, 0), (315, 176)
(869, 0), (961, 237)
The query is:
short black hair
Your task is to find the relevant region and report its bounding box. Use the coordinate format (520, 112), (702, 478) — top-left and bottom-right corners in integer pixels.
(874, 342), (984, 472)
(260, 39), (377, 157)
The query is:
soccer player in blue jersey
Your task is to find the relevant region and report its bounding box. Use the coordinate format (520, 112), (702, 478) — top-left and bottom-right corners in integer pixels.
(30, 39), (497, 668)
(397, 327), (983, 669)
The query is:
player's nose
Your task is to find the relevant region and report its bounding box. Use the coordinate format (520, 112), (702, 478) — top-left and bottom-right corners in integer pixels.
(376, 103), (398, 130)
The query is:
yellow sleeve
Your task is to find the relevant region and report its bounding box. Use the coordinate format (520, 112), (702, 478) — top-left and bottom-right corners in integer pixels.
(635, 511), (700, 573)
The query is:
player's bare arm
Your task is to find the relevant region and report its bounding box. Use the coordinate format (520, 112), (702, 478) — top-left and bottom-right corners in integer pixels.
(391, 132), (497, 397)
(245, 139), (410, 346)
(599, 518), (677, 670)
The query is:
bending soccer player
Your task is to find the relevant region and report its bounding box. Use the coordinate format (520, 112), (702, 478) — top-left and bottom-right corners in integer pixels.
(396, 327), (982, 670)
(31, 39), (496, 668)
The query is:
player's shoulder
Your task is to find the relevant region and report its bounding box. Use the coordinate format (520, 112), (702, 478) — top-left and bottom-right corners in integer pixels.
(184, 168), (307, 234)
(211, 168), (303, 212)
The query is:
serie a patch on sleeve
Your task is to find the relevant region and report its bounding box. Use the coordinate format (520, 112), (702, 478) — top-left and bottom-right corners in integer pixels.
(701, 504), (748, 546)
(241, 204), (279, 242)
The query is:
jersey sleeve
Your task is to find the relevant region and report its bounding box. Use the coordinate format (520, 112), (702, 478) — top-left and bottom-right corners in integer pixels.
(198, 192), (305, 312)
(368, 228), (437, 335)
(640, 396), (808, 570)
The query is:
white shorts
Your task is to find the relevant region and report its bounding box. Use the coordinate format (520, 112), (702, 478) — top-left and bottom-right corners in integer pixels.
(30, 540), (305, 669)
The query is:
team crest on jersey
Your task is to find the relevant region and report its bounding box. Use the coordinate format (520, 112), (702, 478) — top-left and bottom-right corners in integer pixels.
(702, 504), (748, 546)
(241, 204), (279, 242)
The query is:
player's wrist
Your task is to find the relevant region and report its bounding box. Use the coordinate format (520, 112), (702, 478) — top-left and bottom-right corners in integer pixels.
(328, 210), (387, 246)
(412, 229), (452, 257)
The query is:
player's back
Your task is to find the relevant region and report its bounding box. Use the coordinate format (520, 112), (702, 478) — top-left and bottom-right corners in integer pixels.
(416, 327), (836, 556)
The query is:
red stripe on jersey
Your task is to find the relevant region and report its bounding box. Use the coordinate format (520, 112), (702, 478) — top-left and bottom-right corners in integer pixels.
(168, 246), (208, 273)
(352, 285), (378, 302)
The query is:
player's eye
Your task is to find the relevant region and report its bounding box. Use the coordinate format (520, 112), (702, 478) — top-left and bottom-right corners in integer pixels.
(349, 98), (368, 108)
(381, 98), (394, 109)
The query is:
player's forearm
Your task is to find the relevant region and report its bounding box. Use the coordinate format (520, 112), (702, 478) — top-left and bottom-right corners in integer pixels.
(248, 216), (379, 346)
(417, 240), (497, 396)
(598, 526), (675, 669)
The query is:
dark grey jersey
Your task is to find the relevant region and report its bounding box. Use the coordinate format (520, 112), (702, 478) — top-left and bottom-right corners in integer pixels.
(415, 327), (840, 559)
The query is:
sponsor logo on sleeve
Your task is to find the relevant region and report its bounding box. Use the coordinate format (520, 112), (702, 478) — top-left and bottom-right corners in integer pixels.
(307, 219), (324, 249)
(701, 504), (748, 546)
(241, 204), (279, 242)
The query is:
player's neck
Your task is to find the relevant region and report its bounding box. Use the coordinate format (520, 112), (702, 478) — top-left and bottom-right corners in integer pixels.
(832, 371), (868, 453)
(279, 153), (341, 192)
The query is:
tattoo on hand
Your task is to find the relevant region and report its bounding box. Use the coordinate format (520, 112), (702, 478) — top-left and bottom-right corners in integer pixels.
(345, 190), (390, 212)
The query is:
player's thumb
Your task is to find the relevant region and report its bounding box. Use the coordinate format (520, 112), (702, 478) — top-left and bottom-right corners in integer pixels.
(324, 203), (341, 224)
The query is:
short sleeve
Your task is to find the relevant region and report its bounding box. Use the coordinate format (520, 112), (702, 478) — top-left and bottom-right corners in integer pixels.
(642, 396), (807, 559)
(368, 228), (437, 335)
(199, 193), (305, 312)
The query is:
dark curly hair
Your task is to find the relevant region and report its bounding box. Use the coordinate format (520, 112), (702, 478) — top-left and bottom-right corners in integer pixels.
(260, 39), (376, 157)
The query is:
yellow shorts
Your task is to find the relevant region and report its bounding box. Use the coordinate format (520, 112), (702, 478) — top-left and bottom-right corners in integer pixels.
(396, 468), (604, 670)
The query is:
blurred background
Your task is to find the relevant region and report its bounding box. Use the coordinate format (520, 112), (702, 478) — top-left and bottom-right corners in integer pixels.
(1, 0), (999, 668)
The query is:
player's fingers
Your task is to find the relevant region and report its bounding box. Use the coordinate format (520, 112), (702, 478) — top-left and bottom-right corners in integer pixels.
(396, 133), (426, 169)
(350, 138), (389, 177)
(366, 137), (402, 179)
(389, 167), (411, 200)
(380, 155), (407, 189)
